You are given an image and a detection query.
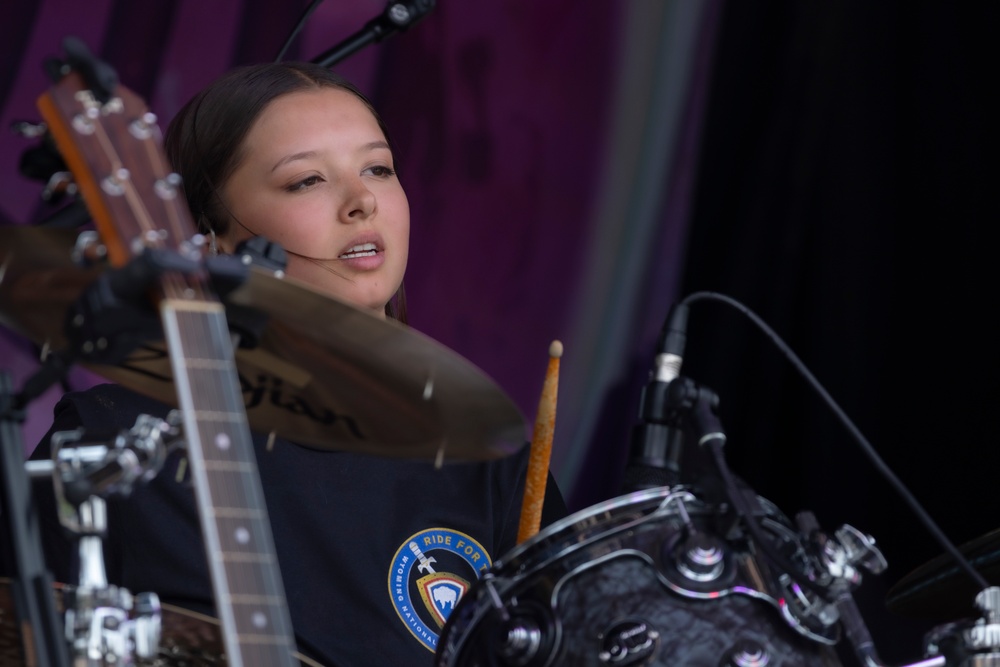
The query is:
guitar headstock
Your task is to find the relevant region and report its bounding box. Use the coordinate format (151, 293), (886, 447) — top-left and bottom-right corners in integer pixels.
(36, 62), (200, 269)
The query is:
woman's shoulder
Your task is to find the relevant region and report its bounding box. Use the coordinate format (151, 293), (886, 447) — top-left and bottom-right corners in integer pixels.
(53, 382), (173, 431)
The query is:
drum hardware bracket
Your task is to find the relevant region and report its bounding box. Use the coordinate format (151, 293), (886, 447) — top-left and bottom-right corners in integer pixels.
(796, 510), (890, 666)
(234, 234), (288, 275)
(26, 411), (181, 665)
(30, 410), (184, 512)
(63, 246), (252, 366)
(224, 235), (289, 350)
(920, 586), (1000, 667)
(58, 496), (163, 666)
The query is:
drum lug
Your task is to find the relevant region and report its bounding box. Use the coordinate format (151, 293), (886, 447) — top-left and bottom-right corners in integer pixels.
(675, 531), (727, 583)
(497, 618), (543, 666)
(722, 639), (771, 667)
(481, 574), (553, 667)
(663, 490), (729, 585)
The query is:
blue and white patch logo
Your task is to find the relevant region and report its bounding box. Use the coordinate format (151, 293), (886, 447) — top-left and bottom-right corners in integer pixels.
(388, 528), (492, 652)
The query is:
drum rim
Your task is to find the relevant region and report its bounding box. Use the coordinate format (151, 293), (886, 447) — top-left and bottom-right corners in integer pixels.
(497, 486), (694, 572)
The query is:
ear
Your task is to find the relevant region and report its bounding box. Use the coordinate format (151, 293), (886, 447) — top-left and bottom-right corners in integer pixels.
(199, 216), (234, 255)
(216, 233), (237, 255)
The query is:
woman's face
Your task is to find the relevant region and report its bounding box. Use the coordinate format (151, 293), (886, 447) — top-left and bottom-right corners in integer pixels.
(220, 87), (409, 318)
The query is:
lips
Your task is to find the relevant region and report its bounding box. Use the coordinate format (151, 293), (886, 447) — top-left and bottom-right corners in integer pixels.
(338, 242), (378, 259)
(337, 233), (384, 260)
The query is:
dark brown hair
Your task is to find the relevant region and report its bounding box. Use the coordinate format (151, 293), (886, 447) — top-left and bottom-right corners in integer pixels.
(164, 61), (407, 322)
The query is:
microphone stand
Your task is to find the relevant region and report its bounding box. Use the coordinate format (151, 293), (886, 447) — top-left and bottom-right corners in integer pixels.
(311, 23), (382, 69)
(0, 371), (71, 667)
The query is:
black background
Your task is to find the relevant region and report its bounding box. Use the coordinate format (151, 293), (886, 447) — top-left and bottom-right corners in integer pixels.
(679, 2), (999, 661)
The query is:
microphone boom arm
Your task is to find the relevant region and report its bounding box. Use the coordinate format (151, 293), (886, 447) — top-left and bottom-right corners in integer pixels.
(311, 0), (436, 69)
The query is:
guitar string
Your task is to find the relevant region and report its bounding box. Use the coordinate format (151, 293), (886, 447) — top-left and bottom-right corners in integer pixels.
(174, 304), (293, 646)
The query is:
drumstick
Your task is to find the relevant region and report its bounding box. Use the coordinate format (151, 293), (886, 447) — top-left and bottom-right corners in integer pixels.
(517, 340), (563, 544)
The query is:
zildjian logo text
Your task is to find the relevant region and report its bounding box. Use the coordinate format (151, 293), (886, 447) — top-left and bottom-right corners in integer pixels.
(240, 373), (364, 439)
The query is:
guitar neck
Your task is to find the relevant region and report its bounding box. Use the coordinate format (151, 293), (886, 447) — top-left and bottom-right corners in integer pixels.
(34, 54), (307, 666)
(161, 297), (298, 667)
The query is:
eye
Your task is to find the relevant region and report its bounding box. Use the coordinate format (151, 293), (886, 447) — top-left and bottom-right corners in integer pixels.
(365, 165), (396, 178)
(286, 175), (324, 192)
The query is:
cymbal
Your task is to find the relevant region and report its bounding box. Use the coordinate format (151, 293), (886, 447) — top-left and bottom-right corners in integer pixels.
(0, 577), (323, 666)
(885, 528), (1000, 622)
(0, 226), (527, 461)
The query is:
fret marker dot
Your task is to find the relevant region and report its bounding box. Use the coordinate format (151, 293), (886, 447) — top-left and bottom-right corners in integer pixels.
(215, 433), (231, 450)
(252, 611), (268, 629)
(235, 527), (250, 544)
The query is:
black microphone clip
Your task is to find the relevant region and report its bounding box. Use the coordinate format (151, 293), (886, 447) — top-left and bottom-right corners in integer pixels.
(369, 0), (436, 40)
(622, 302), (697, 492)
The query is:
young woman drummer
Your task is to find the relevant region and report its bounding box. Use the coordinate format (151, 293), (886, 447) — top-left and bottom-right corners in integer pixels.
(33, 61), (566, 665)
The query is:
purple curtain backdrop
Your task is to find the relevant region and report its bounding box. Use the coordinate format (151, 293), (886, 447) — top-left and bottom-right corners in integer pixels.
(0, 1), (712, 509)
(6, 2), (998, 662)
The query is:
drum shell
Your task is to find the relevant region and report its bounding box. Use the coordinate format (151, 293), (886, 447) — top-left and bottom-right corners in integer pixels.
(436, 487), (843, 667)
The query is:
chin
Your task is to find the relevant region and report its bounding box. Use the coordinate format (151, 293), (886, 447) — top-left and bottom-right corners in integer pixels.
(312, 278), (394, 315)
(343, 294), (391, 316)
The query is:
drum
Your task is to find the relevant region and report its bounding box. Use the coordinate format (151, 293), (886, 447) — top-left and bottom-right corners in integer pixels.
(436, 486), (844, 667)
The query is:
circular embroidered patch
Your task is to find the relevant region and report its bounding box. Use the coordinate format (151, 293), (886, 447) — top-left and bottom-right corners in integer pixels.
(388, 528), (492, 652)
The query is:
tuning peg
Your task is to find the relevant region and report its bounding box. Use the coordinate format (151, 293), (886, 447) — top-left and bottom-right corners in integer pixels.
(10, 119), (47, 138)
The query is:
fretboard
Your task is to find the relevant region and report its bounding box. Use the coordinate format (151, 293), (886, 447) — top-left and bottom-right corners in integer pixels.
(161, 298), (298, 667)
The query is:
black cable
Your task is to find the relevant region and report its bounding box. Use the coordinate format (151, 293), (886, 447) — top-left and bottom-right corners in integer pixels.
(679, 290), (990, 593)
(274, 0), (325, 63)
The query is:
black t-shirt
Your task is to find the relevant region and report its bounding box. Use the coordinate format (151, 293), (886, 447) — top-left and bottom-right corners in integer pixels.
(31, 383), (567, 666)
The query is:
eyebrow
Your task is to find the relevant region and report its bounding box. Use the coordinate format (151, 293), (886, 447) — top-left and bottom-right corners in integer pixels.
(269, 141), (392, 173)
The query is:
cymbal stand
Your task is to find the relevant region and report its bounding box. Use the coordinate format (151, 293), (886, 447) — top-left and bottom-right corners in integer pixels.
(0, 370), (70, 666)
(25, 411), (183, 665)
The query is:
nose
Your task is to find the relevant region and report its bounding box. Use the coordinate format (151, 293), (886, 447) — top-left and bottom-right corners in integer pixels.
(338, 176), (377, 223)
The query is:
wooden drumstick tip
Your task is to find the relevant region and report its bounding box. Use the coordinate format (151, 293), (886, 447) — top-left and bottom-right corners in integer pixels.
(548, 340), (563, 359)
